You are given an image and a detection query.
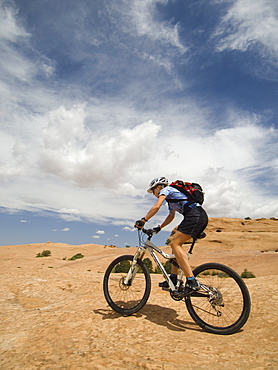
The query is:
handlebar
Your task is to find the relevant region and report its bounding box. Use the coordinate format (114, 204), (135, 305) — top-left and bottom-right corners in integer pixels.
(142, 228), (155, 237)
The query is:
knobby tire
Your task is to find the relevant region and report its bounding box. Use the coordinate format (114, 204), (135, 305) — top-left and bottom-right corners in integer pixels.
(185, 263), (251, 335)
(103, 255), (151, 316)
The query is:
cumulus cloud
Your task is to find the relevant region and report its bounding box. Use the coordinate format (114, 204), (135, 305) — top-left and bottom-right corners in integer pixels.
(42, 104), (88, 150)
(92, 235), (100, 239)
(96, 230), (105, 234)
(40, 114), (161, 188)
(1, 94), (277, 221)
(0, 0), (277, 234)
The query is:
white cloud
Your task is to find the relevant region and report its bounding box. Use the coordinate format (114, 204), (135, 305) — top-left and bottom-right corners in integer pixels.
(39, 116), (161, 188)
(0, 1), (56, 109)
(0, 3), (30, 42)
(96, 230), (105, 234)
(0, 0), (277, 230)
(1, 98), (277, 222)
(122, 227), (134, 232)
(0, 3), (39, 83)
(128, 0), (186, 52)
(214, 0), (278, 64)
(110, 0), (186, 75)
(58, 208), (80, 215)
(42, 104), (88, 150)
(92, 235), (100, 239)
(61, 228), (70, 232)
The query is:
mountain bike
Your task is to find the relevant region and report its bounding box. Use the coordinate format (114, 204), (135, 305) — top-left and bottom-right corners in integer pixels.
(103, 229), (251, 335)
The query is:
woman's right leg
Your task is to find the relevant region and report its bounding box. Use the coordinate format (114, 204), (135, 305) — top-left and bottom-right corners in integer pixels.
(169, 230), (193, 277)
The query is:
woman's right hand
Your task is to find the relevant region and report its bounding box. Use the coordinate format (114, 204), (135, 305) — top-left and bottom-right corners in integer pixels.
(134, 219), (145, 229)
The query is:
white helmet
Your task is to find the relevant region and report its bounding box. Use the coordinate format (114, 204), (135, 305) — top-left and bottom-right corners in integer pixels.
(147, 177), (169, 193)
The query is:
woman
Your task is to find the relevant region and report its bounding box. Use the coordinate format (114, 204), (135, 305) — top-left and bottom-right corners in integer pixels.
(135, 177), (208, 295)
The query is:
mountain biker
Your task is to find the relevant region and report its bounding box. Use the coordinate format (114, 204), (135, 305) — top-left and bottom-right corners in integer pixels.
(135, 176), (208, 295)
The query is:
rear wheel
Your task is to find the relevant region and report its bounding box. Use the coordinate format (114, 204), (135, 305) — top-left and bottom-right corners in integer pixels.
(185, 263), (251, 335)
(103, 255), (151, 316)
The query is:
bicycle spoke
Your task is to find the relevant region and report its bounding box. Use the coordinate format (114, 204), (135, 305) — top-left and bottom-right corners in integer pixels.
(194, 277), (242, 326)
(103, 255), (151, 315)
(103, 230), (251, 333)
(186, 263), (250, 334)
(108, 273), (147, 309)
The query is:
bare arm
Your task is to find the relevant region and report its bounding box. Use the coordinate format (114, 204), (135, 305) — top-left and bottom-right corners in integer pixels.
(143, 195), (175, 230)
(144, 195), (166, 221)
(160, 211), (175, 229)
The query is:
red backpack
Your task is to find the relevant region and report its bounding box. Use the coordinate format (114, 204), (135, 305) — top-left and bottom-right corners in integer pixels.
(169, 180), (204, 205)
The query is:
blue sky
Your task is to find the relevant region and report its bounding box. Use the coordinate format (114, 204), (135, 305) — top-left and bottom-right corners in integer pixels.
(0, 0), (277, 247)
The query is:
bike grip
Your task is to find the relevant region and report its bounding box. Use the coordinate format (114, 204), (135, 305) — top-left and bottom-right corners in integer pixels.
(135, 219), (144, 228)
(153, 226), (161, 234)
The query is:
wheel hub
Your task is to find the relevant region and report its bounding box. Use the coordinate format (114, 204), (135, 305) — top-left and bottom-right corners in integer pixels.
(119, 277), (130, 291)
(208, 287), (224, 316)
(209, 287), (224, 306)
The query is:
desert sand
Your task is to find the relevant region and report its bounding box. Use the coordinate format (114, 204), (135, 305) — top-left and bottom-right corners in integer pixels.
(0, 217), (277, 369)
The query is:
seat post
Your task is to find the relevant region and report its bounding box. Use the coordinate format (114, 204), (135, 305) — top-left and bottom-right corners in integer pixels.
(188, 238), (197, 255)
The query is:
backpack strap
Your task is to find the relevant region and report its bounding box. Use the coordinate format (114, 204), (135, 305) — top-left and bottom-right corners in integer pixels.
(166, 198), (187, 203)
(168, 183), (195, 204)
(170, 184), (191, 199)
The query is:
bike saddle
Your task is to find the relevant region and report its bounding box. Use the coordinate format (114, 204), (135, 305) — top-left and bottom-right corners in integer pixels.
(196, 232), (206, 239)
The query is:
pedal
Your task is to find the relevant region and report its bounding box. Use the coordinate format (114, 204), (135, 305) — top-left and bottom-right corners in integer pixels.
(162, 287), (170, 292)
(173, 289), (184, 297)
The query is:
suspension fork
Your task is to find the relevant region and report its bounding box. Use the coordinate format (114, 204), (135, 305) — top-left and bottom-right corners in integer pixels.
(123, 247), (146, 285)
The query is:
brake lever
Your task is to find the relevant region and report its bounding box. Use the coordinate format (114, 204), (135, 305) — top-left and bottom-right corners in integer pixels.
(142, 228), (154, 237)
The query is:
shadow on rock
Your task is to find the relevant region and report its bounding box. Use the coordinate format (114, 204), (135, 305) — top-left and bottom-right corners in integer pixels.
(93, 303), (203, 333)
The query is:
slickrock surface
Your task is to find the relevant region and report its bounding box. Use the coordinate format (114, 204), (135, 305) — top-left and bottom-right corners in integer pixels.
(1, 218), (277, 369)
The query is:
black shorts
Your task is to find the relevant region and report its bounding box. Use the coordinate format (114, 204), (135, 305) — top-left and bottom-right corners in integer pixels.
(177, 206), (208, 239)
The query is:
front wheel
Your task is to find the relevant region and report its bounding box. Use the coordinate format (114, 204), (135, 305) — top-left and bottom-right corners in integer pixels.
(185, 263), (251, 335)
(103, 255), (151, 316)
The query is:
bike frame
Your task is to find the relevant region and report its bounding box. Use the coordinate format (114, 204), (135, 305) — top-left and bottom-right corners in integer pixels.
(104, 228), (251, 334)
(124, 233), (189, 291)
(124, 230), (212, 298)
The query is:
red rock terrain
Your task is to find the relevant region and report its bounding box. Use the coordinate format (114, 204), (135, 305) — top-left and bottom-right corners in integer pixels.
(0, 218), (277, 369)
